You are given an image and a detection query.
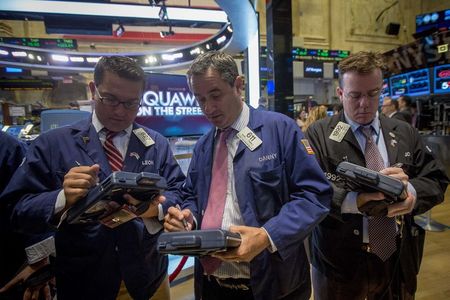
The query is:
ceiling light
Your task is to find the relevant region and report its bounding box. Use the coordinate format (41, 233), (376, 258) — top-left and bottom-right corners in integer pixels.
(70, 56), (85, 62)
(51, 54), (69, 62)
(0, 49), (9, 55)
(12, 51), (27, 57)
(86, 57), (100, 63)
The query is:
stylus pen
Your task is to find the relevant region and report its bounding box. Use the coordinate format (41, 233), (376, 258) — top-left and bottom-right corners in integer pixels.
(176, 204), (190, 231)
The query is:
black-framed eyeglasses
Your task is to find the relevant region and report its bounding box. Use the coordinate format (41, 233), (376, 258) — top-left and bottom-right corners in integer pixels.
(95, 86), (141, 110)
(343, 88), (382, 102)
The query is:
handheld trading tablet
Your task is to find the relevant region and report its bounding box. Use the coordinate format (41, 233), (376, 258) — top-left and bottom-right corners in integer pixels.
(66, 171), (166, 228)
(336, 161), (407, 203)
(157, 229), (241, 256)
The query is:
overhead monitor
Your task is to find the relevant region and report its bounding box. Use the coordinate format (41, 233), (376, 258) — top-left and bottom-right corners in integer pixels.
(389, 68), (430, 99)
(303, 60), (323, 78)
(380, 78), (390, 104)
(433, 64), (450, 94)
(136, 73), (212, 137)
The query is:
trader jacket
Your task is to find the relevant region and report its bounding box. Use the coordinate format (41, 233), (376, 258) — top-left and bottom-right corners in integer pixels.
(183, 107), (332, 300)
(305, 112), (448, 294)
(2, 118), (185, 300)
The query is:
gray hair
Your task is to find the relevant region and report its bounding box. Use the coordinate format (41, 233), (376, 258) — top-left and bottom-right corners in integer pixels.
(187, 51), (239, 87)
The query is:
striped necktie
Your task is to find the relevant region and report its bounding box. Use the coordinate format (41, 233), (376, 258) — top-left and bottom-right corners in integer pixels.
(361, 126), (397, 262)
(104, 130), (123, 172)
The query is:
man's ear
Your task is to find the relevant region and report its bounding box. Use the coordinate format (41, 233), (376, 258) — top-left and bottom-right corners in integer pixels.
(234, 75), (244, 93)
(336, 86), (344, 103)
(88, 81), (96, 100)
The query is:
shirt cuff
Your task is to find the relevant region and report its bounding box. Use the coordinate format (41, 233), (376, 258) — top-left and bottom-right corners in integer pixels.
(341, 191), (362, 214)
(158, 203), (164, 221)
(55, 189), (66, 215)
(261, 227), (277, 253)
(142, 218), (163, 234)
(407, 182), (417, 198)
(25, 236), (56, 264)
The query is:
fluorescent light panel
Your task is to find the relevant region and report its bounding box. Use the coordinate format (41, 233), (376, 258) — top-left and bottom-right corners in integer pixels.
(0, 1), (227, 23)
(248, 26), (260, 108)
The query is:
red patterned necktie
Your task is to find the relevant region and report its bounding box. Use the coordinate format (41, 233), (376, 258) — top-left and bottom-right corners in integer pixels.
(361, 126), (397, 262)
(200, 127), (234, 274)
(104, 130), (123, 172)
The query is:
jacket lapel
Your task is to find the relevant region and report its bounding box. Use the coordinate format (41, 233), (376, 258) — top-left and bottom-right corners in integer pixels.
(122, 124), (146, 172)
(72, 119), (110, 177)
(380, 116), (400, 165)
(234, 107), (263, 161)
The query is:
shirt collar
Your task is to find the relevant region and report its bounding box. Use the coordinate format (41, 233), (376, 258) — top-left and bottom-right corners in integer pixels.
(92, 110), (133, 136)
(214, 102), (249, 135)
(344, 111), (380, 135)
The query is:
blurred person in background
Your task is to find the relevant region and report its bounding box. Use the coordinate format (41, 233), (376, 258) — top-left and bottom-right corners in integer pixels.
(302, 105), (328, 132)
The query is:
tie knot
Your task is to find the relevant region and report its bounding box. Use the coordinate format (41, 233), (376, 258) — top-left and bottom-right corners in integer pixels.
(360, 126), (374, 139)
(104, 129), (119, 140)
(218, 127), (234, 141)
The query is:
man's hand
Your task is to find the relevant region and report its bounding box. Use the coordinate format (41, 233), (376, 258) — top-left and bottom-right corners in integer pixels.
(213, 225), (270, 263)
(0, 258), (53, 300)
(387, 192), (416, 217)
(163, 206), (193, 232)
(124, 194), (166, 218)
(380, 166), (409, 186)
(63, 164), (100, 209)
(356, 191), (385, 210)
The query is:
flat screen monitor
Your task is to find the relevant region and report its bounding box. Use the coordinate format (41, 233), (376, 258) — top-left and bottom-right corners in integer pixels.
(389, 68), (430, 99)
(433, 64), (450, 94)
(136, 73), (212, 137)
(41, 109), (91, 133)
(380, 78), (390, 104)
(303, 60), (323, 78)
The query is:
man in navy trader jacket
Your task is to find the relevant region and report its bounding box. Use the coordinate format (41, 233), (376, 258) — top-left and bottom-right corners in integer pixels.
(164, 51), (332, 300)
(2, 56), (185, 299)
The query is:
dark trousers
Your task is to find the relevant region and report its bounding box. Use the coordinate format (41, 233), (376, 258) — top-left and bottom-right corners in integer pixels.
(201, 276), (254, 300)
(312, 252), (414, 300)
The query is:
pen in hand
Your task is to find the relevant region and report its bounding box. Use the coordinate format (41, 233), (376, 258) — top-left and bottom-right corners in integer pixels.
(175, 204), (190, 231)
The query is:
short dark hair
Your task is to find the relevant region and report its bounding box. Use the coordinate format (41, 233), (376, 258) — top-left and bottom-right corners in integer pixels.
(399, 95), (412, 107)
(94, 56), (145, 87)
(391, 99), (399, 109)
(338, 51), (386, 86)
(187, 51), (239, 87)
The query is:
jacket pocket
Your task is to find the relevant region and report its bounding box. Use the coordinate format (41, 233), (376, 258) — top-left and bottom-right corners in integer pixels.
(248, 163), (287, 223)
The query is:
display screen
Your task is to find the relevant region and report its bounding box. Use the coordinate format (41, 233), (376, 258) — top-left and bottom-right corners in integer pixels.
(380, 78), (390, 103)
(292, 48), (349, 61)
(389, 68), (430, 98)
(0, 37), (78, 50)
(416, 9), (450, 33)
(136, 73), (212, 137)
(40, 109), (91, 133)
(303, 60), (323, 78)
(434, 64), (450, 94)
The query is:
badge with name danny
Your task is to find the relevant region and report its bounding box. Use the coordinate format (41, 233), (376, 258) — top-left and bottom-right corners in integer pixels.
(329, 121), (350, 143)
(237, 127), (262, 151)
(133, 128), (155, 147)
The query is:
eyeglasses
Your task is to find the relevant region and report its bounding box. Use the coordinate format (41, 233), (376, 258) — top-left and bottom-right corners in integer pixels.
(343, 89), (381, 102)
(95, 87), (141, 110)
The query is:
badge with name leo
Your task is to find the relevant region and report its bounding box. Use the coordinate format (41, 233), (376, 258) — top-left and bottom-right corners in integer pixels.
(133, 128), (155, 147)
(237, 127), (262, 151)
(329, 122), (350, 143)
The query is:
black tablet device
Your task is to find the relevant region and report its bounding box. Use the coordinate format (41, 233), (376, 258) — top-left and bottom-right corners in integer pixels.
(157, 229), (241, 256)
(336, 161), (407, 202)
(66, 171), (166, 227)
